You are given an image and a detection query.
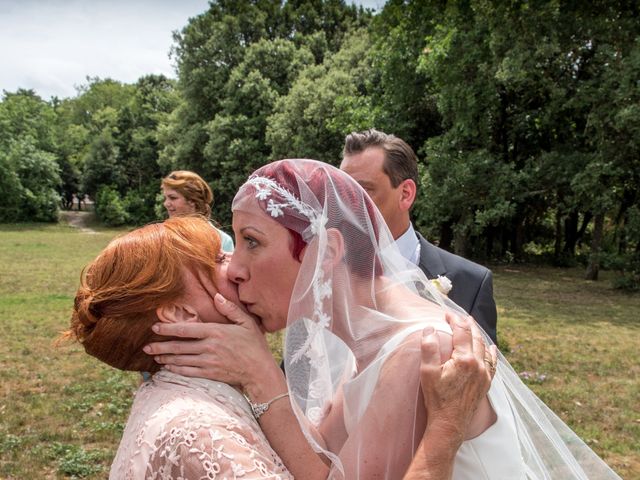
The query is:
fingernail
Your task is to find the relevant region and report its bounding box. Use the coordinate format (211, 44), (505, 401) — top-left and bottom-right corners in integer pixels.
(154, 356), (161, 363)
(423, 326), (435, 336)
(215, 293), (226, 304)
(143, 346), (151, 353)
(152, 324), (160, 333)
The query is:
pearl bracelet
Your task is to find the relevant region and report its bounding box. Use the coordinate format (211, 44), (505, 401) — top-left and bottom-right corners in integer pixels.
(245, 392), (290, 420)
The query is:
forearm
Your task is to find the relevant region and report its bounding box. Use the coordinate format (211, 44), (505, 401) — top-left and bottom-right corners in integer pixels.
(403, 423), (462, 480)
(247, 369), (329, 480)
(259, 399), (330, 479)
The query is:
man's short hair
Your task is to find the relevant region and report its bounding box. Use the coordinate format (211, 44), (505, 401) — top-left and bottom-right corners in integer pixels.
(343, 129), (419, 193)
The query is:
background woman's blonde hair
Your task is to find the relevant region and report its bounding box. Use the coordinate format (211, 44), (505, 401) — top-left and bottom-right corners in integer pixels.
(65, 216), (221, 372)
(161, 170), (213, 218)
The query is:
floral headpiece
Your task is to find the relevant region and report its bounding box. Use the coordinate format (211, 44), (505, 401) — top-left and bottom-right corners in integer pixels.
(246, 176), (328, 241)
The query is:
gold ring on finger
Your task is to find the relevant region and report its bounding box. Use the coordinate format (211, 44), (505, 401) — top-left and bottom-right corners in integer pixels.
(484, 358), (496, 375)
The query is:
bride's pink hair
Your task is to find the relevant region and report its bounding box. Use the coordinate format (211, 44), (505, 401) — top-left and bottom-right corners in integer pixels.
(63, 216), (221, 372)
(244, 159), (381, 275)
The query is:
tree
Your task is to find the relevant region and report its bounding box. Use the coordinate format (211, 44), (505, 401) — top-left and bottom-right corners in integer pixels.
(0, 89), (57, 152)
(54, 78), (135, 211)
(114, 75), (179, 223)
(196, 38), (315, 224)
(267, 29), (376, 163)
(408, 0), (640, 268)
(0, 90), (61, 221)
(64, 77), (135, 131)
(81, 130), (123, 200)
(368, 0), (445, 145)
(0, 138), (61, 222)
(160, 0), (370, 192)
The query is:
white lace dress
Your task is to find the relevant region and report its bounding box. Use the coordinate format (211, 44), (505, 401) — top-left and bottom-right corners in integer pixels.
(110, 370), (292, 480)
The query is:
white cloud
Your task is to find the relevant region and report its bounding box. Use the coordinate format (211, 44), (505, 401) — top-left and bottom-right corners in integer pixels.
(0, 0), (386, 100)
(0, 0), (209, 99)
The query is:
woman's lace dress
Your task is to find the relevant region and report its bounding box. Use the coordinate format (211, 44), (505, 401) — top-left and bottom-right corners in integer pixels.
(110, 370), (292, 480)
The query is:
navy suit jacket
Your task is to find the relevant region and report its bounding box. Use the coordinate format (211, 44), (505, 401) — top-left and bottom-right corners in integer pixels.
(416, 232), (497, 343)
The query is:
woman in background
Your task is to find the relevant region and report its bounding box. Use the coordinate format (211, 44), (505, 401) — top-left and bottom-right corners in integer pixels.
(161, 170), (235, 252)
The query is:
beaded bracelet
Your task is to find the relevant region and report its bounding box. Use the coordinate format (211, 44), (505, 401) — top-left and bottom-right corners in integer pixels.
(245, 392), (290, 420)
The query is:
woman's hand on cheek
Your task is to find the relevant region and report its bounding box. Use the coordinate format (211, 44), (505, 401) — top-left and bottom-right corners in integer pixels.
(143, 294), (281, 390)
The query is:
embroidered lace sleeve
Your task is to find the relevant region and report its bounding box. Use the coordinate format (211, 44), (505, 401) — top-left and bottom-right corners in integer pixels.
(145, 410), (292, 479)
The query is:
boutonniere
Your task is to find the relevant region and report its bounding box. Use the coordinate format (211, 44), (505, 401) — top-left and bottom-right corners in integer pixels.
(431, 275), (452, 296)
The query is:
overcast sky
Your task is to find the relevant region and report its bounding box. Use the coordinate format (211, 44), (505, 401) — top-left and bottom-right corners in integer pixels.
(0, 0), (385, 100)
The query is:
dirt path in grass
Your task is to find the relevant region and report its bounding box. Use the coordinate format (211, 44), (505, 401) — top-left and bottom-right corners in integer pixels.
(59, 210), (99, 234)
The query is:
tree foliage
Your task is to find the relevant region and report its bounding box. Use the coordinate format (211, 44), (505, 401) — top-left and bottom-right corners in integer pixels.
(0, 90), (60, 221)
(406, 1), (640, 283)
(2, 0), (638, 286)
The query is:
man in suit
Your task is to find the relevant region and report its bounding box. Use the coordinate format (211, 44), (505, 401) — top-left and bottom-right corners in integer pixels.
(340, 129), (497, 342)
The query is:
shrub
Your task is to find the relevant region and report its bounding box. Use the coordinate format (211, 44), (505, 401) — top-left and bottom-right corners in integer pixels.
(95, 186), (128, 226)
(612, 252), (640, 292)
(122, 185), (157, 225)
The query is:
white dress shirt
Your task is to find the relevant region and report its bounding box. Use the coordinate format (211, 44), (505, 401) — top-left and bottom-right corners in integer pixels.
(395, 223), (421, 265)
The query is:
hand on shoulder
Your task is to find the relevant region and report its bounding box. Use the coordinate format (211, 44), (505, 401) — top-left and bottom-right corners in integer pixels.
(419, 313), (497, 443)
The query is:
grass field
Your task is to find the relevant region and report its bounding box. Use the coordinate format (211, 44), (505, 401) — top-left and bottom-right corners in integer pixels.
(0, 221), (638, 479)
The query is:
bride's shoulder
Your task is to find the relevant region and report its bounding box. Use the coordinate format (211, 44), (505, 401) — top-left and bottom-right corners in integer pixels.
(385, 320), (453, 369)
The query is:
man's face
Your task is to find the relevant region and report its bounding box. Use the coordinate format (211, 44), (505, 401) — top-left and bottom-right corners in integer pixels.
(340, 147), (407, 239)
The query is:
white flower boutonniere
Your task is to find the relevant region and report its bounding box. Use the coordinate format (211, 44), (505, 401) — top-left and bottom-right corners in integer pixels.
(432, 275), (453, 296)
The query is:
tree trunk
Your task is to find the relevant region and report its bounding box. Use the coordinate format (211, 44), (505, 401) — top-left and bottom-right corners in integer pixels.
(454, 227), (468, 258)
(498, 227), (507, 258)
(563, 210), (579, 255)
(615, 202), (630, 254)
(510, 221), (525, 260)
(485, 226), (494, 259)
(554, 209), (563, 259)
(585, 213), (604, 281)
(576, 211), (592, 248)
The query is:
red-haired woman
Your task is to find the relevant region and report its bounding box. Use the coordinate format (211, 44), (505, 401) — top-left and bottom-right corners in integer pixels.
(65, 216), (291, 479)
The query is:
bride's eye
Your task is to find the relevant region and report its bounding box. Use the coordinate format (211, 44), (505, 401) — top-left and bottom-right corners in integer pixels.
(215, 252), (228, 264)
(244, 236), (258, 249)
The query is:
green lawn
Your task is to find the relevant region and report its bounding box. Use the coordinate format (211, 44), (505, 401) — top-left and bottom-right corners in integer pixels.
(0, 223), (637, 478)
(493, 265), (639, 478)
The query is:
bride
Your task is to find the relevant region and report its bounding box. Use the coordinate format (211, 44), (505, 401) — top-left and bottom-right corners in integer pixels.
(147, 159), (621, 479)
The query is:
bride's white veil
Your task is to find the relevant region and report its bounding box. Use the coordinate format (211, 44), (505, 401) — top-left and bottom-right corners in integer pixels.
(232, 159), (620, 480)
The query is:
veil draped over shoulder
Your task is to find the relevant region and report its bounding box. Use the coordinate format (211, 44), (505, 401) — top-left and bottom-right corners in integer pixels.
(232, 159), (620, 480)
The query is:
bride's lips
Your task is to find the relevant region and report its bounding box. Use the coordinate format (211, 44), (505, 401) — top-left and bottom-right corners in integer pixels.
(242, 302), (266, 332)
(243, 302), (257, 315)
(242, 301), (259, 316)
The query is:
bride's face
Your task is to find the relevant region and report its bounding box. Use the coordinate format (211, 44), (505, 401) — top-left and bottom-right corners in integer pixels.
(228, 199), (302, 333)
(179, 259), (241, 324)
